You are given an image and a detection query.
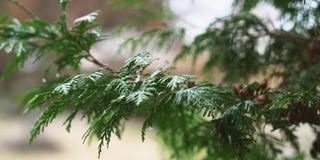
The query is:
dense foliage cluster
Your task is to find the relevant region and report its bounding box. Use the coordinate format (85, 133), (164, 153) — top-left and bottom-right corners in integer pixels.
(1, 0), (320, 159)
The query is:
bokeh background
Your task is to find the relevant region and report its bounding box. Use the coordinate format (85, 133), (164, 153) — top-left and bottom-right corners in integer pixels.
(0, 0), (313, 160)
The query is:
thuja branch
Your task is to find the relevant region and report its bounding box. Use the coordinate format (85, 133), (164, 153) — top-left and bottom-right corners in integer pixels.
(9, 0), (37, 19)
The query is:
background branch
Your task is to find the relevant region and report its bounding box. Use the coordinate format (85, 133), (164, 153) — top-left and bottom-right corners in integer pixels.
(269, 31), (320, 43)
(9, 0), (37, 19)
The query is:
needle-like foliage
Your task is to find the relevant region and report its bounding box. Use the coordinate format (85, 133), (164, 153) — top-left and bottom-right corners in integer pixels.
(1, 0), (320, 159)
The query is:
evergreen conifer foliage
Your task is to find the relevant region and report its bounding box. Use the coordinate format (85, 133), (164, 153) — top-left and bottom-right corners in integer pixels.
(1, 0), (320, 159)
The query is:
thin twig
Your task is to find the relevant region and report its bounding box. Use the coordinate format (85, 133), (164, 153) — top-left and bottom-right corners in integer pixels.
(9, 0), (37, 19)
(85, 53), (115, 73)
(175, 14), (206, 29)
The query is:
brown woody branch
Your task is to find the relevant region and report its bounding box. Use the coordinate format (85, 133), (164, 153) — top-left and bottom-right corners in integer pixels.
(85, 53), (115, 73)
(269, 31), (320, 43)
